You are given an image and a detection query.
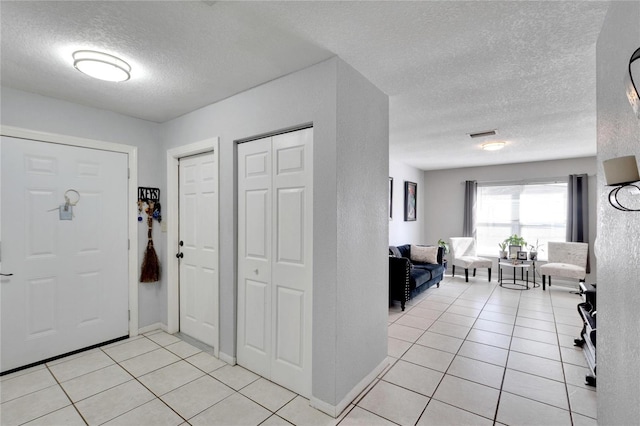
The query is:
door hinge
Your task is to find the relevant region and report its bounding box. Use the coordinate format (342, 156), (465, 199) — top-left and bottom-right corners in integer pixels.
(128, 310), (131, 320)
(128, 168), (130, 179)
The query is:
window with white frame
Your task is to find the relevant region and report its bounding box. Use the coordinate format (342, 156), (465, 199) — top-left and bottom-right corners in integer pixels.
(476, 181), (568, 259)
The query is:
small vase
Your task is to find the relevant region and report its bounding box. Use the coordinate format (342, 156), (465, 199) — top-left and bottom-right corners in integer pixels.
(499, 250), (507, 259)
(529, 252), (537, 261)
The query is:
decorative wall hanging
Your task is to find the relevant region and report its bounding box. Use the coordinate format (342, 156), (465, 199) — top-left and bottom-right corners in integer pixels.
(404, 181), (417, 221)
(625, 46), (640, 119)
(138, 187), (161, 222)
(138, 187), (161, 282)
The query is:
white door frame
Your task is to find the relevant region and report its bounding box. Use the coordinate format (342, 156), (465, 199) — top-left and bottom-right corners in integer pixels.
(166, 138), (219, 340)
(0, 125), (139, 336)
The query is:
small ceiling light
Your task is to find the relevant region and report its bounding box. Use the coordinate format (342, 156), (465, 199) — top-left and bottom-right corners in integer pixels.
(73, 50), (131, 82)
(481, 141), (506, 151)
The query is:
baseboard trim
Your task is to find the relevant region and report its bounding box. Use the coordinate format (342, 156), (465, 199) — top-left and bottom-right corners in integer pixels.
(310, 357), (389, 418)
(137, 322), (167, 335)
(219, 351), (236, 365)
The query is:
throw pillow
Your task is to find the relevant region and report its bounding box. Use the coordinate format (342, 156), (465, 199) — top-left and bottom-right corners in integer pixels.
(389, 246), (402, 258)
(410, 245), (438, 264)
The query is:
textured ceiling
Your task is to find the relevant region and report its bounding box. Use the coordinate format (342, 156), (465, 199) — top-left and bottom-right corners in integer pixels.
(0, 1), (610, 170)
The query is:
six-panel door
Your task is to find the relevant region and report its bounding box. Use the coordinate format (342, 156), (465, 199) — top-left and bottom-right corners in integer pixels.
(1, 137), (129, 373)
(237, 128), (313, 397)
(179, 151), (219, 351)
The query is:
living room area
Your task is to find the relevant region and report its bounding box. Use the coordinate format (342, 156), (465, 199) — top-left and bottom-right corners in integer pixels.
(384, 154), (598, 424)
(380, 273), (595, 425)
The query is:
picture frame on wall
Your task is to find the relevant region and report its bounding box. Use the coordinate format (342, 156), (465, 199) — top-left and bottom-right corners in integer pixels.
(389, 177), (393, 220)
(404, 181), (417, 221)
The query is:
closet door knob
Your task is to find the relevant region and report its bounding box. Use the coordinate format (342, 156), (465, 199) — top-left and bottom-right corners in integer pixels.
(176, 252), (184, 259)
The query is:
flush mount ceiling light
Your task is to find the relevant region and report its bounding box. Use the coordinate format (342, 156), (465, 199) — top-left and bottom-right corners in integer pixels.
(481, 141), (506, 151)
(73, 50), (131, 82)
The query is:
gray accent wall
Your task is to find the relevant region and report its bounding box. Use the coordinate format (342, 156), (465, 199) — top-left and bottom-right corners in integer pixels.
(389, 160), (426, 246)
(596, 2), (640, 423)
(335, 59), (389, 403)
(159, 57), (389, 408)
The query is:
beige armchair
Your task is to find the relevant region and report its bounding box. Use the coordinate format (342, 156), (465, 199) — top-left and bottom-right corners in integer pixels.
(449, 237), (492, 282)
(539, 242), (588, 291)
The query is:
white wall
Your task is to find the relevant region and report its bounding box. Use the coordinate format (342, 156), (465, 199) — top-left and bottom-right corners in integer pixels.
(335, 60), (389, 404)
(389, 160), (425, 246)
(595, 2), (640, 423)
(0, 87), (164, 329)
(159, 57), (388, 411)
(423, 157), (598, 280)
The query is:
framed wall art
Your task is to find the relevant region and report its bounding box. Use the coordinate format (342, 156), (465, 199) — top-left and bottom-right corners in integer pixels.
(404, 181), (417, 221)
(389, 177), (394, 220)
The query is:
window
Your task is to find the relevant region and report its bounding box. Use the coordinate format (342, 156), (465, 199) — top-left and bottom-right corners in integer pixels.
(476, 182), (568, 259)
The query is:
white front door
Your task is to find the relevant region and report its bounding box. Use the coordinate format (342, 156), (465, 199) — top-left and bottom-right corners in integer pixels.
(178, 152), (219, 352)
(237, 128), (313, 397)
(1, 136), (129, 373)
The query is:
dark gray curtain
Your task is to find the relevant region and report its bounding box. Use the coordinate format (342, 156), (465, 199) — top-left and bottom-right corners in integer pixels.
(567, 174), (590, 273)
(463, 180), (477, 238)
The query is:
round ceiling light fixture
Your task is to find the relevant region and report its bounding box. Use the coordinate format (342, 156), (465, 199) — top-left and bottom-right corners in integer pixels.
(73, 50), (131, 82)
(481, 141), (506, 151)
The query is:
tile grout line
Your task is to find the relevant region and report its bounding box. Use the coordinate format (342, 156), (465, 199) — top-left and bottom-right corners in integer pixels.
(96, 336), (192, 426)
(411, 276), (499, 425)
(101, 334), (274, 425)
(44, 363), (90, 426)
(493, 282), (523, 425)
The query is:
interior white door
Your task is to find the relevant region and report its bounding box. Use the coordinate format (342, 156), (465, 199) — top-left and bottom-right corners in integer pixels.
(270, 129), (313, 396)
(237, 128), (313, 396)
(1, 136), (129, 373)
(237, 137), (272, 378)
(178, 152), (219, 352)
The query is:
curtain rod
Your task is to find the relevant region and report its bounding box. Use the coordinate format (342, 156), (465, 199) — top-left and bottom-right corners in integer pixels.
(461, 174), (596, 186)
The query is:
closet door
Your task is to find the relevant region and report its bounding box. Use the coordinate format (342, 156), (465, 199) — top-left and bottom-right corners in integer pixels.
(237, 137), (272, 378)
(237, 128), (312, 397)
(270, 129), (313, 396)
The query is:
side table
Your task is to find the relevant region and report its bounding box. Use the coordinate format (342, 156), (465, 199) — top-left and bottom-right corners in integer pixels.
(499, 260), (534, 290)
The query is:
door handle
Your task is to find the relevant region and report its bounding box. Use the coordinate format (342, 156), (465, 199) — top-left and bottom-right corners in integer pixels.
(0, 273), (13, 276)
(176, 252), (183, 259)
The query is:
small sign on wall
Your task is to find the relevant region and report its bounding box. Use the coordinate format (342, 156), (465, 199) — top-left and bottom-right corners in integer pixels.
(138, 187), (160, 202)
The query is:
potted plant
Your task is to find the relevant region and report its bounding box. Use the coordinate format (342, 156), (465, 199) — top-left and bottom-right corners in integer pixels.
(498, 242), (508, 259)
(504, 234), (526, 259)
(528, 239), (543, 260)
(437, 239), (449, 271)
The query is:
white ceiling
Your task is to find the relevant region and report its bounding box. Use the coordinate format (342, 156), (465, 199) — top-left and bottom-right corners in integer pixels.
(1, 1), (610, 170)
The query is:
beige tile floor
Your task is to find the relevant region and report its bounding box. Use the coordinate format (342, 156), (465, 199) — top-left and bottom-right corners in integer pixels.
(0, 275), (596, 425)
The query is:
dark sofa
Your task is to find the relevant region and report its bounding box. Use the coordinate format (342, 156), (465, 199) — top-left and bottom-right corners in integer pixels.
(389, 244), (445, 310)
